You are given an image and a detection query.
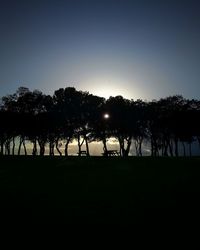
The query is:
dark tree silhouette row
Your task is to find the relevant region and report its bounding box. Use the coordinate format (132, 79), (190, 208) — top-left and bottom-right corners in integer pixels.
(0, 86), (200, 156)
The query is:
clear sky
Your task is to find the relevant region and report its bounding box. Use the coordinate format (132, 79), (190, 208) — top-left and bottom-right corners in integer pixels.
(0, 0), (200, 100)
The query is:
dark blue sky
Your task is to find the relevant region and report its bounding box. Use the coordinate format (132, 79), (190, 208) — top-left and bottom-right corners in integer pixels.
(0, 0), (200, 100)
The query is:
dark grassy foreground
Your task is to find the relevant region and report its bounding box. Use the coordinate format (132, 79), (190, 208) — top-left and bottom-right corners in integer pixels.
(0, 156), (200, 225)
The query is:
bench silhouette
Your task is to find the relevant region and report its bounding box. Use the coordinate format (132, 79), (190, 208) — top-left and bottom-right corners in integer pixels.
(102, 150), (120, 156)
(77, 150), (87, 156)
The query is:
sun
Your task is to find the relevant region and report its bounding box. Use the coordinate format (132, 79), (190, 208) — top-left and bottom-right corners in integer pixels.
(103, 113), (110, 119)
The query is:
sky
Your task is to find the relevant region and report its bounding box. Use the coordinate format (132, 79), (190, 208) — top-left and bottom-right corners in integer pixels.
(0, 0), (200, 100)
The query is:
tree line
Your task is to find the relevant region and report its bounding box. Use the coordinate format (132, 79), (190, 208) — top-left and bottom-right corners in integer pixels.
(0, 86), (200, 157)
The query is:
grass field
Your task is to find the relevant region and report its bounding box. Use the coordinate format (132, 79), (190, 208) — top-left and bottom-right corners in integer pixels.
(0, 156), (200, 225)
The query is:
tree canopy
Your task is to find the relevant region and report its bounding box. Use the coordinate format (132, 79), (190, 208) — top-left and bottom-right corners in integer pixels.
(1, 87), (200, 157)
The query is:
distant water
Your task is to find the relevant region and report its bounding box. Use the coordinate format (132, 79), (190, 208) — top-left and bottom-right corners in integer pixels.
(9, 137), (200, 156)
(11, 137), (145, 156)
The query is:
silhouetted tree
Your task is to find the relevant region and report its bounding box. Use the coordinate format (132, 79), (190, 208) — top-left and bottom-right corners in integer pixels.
(105, 96), (133, 157)
(1, 86), (200, 157)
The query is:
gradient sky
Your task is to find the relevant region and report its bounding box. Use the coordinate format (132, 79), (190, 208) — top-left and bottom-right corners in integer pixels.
(0, 0), (200, 100)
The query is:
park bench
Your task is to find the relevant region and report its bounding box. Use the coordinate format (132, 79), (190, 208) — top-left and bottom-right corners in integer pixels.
(77, 150), (87, 156)
(102, 150), (120, 156)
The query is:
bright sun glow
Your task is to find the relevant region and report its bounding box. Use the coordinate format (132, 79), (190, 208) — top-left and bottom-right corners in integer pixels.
(83, 78), (136, 99)
(103, 113), (110, 119)
(92, 86), (130, 99)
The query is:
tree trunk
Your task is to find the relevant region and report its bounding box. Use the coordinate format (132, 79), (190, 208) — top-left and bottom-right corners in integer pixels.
(138, 139), (143, 156)
(124, 137), (132, 157)
(22, 139), (27, 155)
(49, 142), (51, 156)
(134, 140), (139, 156)
(151, 138), (157, 157)
(49, 141), (55, 156)
(64, 138), (70, 156)
(18, 137), (23, 155)
(163, 139), (169, 156)
(102, 138), (108, 156)
(0, 141), (4, 155)
(118, 137), (125, 157)
(168, 140), (173, 157)
(84, 135), (90, 156)
(38, 140), (45, 156)
(56, 139), (62, 156)
(161, 139), (165, 156)
(32, 139), (37, 156)
(135, 136), (143, 156)
(77, 134), (84, 156)
(5, 140), (11, 155)
(12, 137), (15, 155)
